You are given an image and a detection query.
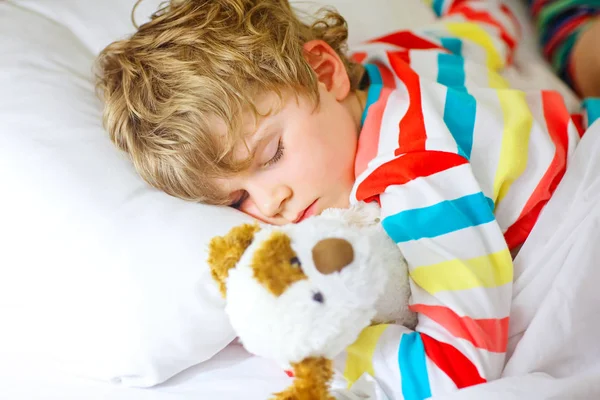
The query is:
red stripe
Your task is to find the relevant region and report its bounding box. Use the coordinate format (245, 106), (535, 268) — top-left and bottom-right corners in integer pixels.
(387, 49), (411, 65)
(370, 30), (443, 50)
(531, 0), (551, 17)
(451, 5), (517, 53)
(421, 333), (487, 389)
(355, 152), (468, 201)
(410, 304), (509, 353)
(500, 4), (521, 38)
(448, 0), (470, 13)
(386, 51), (427, 153)
(375, 61), (397, 89)
(572, 113), (585, 137)
(504, 91), (570, 249)
(354, 88), (393, 178)
(350, 51), (367, 64)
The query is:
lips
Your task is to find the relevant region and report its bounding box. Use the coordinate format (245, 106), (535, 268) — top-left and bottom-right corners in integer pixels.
(294, 200), (318, 223)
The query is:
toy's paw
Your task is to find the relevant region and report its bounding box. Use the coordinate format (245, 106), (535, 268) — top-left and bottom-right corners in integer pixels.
(272, 387), (335, 400)
(271, 357), (335, 400)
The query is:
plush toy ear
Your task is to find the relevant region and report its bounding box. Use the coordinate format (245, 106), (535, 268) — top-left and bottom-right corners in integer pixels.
(207, 223), (260, 297)
(272, 357), (335, 400)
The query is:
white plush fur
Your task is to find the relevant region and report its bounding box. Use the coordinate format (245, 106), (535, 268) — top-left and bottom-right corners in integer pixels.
(225, 202), (416, 368)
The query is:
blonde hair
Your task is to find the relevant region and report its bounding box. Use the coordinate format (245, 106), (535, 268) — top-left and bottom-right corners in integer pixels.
(96, 0), (360, 205)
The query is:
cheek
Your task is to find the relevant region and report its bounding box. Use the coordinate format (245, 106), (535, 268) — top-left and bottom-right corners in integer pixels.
(283, 98), (357, 183)
(238, 198), (288, 226)
(239, 200), (271, 224)
(310, 108), (357, 173)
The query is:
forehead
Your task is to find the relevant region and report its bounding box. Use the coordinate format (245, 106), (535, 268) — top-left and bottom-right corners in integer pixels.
(213, 90), (286, 153)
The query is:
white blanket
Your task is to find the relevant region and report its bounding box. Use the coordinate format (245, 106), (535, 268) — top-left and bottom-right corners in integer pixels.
(434, 120), (600, 399)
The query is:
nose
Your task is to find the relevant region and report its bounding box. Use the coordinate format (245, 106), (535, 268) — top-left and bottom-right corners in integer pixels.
(249, 182), (292, 218)
(312, 238), (354, 275)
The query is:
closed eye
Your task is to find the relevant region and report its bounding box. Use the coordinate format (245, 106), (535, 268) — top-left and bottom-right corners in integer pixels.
(230, 191), (249, 209)
(263, 138), (284, 167)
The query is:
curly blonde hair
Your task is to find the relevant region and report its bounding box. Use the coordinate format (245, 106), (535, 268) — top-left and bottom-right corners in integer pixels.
(96, 0), (361, 205)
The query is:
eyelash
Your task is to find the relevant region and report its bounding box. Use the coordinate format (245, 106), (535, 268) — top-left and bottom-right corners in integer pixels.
(231, 192), (248, 209)
(231, 138), (284, 208)
(264, 138), (285, 167)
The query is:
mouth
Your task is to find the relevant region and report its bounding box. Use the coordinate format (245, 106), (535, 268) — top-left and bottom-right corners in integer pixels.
(294, 199), (319, 223)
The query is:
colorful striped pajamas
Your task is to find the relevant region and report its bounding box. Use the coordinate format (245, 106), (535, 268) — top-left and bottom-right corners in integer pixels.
(333, 0), (590, 398)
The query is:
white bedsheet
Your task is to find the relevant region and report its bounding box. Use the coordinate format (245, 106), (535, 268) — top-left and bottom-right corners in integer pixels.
(2, 0), (600, 399)
(0, 344), (289, 400)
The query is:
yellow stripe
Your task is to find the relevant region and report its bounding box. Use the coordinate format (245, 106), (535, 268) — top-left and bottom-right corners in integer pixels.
(493, 90), (533, 204)
(411, 249), (513, 294)
(423, 0), (433, 6)
(446, 22), (503, 71)
(343, 324), (388, 387)
(488, 70), (509, 89)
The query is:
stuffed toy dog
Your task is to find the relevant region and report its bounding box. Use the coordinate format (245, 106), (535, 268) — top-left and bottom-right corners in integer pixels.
(208, 202), (416, 399)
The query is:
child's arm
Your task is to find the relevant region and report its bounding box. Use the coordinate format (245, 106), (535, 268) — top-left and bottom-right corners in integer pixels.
(345, 116), (512, 398)
(343, 89), (513, 399)
(344, 111), (512, 398)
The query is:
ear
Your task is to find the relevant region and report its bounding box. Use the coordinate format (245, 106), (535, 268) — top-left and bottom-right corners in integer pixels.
(303, 40), (351, 101)
(207, 223), (260, 297)
(271, 357), (335, 400)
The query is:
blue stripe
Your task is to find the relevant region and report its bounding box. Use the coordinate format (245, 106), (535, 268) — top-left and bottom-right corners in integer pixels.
(437, 53), (466, 91)
(382, 193), (495, 243)
(441, 37), (463, 56)
(443, 87), (476, 159)
(433, 0), (445, 17)
(399, 332), (431, 400)
(583, 98), (600, 127)
(361, 63), (384, 126)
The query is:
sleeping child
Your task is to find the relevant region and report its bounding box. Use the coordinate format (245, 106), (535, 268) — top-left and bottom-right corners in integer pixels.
(96, 0), (600, 397)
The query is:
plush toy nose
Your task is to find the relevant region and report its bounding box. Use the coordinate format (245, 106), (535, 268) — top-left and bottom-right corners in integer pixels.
(312, 238), (354, 275)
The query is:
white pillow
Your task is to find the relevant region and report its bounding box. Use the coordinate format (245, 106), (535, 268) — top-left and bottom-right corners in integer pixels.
(0, 1), (255, 388)
(0, 0), (433, 388)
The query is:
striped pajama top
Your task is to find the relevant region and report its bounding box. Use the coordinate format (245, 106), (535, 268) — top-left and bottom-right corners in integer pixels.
(334, 0), (588, 398)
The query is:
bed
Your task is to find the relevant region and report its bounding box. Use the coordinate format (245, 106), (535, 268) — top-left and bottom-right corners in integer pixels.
(1, 0), (599, 399)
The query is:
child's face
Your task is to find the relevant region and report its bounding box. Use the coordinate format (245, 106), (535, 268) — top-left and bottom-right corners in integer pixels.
(221, 82), (362, 225)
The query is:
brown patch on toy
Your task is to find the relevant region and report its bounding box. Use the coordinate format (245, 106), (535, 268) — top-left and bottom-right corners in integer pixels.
(272, 357), (335, 400)
(312, 238), (354, 275)
(251, 232), (307, 297)
(208, 223), (260, 297)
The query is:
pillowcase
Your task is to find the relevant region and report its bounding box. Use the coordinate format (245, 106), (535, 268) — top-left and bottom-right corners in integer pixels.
(0, 1), (251, 388)
(0, 0), (434, 388)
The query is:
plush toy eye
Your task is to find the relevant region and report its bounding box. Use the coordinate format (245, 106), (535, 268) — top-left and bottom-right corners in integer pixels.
(290, 256), (301, 268)
(312, 292), (324, 304)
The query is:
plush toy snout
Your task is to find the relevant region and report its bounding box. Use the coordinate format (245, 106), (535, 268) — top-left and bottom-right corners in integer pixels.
(312, 238), (354, 275)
